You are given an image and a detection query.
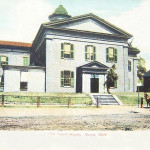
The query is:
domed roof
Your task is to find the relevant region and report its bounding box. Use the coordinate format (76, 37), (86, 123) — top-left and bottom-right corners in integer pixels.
(53, 5), (69, 15)
(49, 5), (71, 21)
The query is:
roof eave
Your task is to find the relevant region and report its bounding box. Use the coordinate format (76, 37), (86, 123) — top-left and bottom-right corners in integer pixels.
(44, 26), (131, 39)
(43, 13), (133, 38)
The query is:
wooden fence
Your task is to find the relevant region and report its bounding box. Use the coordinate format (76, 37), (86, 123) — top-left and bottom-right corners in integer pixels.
(0, 95), (100, 108)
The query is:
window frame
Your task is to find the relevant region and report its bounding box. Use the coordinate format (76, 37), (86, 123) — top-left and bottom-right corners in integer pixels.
(106, 47), (117, 63)
(85, 45), (96, 61)
(20, 82), (28, 91)
(61, 43), (74, 59)
(0, 55), (8, 66)
(61, 70), (74, 87)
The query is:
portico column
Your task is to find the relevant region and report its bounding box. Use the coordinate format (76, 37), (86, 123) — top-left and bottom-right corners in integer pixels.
(104, 74), (106, 93)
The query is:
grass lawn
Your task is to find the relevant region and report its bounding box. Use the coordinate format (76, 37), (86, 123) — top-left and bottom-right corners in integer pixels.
(0, 93), (93, 106)
(114, 92), (147, 105)
(0, 92), (149, 107)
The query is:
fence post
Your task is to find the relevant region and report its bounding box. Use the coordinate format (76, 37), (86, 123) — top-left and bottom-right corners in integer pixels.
(2, 95), (4, 107)
(141, 97), (143, 108)
(37, 97), (40, 108)
(68, 97), (71, 108)
(97, 97), (99, 108)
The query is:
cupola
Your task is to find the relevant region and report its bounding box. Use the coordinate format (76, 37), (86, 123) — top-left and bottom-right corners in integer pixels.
(49, 5), (71, 21)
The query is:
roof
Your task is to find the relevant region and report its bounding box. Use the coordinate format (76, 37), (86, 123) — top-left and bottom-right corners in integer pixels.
(43, 13), (133, 38)
(0, 41), (32, 48)
(143, 70), (150, 77)
(2, 65), (45, 70)
(128, 45), (140, 57)
(53, 5), (69, 15)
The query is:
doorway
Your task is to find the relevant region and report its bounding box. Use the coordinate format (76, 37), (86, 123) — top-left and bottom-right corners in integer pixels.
(91, 78), (99, 93)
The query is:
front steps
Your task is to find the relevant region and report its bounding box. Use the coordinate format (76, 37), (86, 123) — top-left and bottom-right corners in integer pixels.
(91, 94), (122, 105)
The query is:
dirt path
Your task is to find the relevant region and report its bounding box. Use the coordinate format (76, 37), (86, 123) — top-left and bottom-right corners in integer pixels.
(0, 106), (150, 130)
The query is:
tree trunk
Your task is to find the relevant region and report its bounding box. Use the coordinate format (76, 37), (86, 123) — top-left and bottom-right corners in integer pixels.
(107, 87), (111, 94)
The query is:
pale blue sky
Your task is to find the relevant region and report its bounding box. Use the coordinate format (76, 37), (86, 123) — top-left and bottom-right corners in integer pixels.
(0, 0), (144, 31)
(46, 0), (143, 18)
(0, 0), (149, 69)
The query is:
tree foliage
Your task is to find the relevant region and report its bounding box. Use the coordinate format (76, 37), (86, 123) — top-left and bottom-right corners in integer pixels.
(105, 64), (119, 94)
(137, 56), (147, 83)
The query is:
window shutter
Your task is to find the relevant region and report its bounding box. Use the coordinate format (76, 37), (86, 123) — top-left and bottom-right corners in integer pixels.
(85, 45), (88, 60)
(71, 44), (74, 59)
(114, 80), (117, 88)
(93, 46), (96, 61)
(130, 62), (131, 71)
(23, 57), (29, 66)
(61, 43), (64, 59)
(71, 71), (74, 87)
(128, 79), (130, 90)
(27, 57), (29, 66)
(128, 60), (131, 72)
(23, 58), (26, 66)
(61, 71), (64, 87)
(106, 48), (109, 62)
(114, 49), (117, 63)
(6, 56), (8, 65)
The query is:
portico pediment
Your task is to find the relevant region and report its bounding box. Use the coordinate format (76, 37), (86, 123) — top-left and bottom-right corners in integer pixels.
(78, 61), (109, 74)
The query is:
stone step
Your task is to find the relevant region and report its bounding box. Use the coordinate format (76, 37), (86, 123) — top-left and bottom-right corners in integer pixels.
(92, 94), (119, 105)
(100, 103), (119, 105)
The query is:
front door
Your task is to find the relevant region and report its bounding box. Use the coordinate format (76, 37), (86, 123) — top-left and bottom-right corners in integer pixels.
(91, 78), (99, 93)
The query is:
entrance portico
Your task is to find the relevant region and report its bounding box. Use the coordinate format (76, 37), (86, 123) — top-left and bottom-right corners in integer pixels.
(76, 61), (109, 93)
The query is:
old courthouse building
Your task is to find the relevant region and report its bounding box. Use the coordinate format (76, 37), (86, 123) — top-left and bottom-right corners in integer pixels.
(0, 5), (139, 93)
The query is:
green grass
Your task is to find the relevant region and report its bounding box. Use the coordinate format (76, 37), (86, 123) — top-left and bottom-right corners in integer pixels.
(0, 93), (92, 106)
(114, 92), (146, 105)
(0, 92), (148, 107)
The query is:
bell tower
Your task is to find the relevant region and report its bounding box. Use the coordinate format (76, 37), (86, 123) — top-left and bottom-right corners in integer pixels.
(48, 5), (71, 21)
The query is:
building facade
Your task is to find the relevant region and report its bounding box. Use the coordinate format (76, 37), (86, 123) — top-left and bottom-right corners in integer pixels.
(1, 5), (139, 93)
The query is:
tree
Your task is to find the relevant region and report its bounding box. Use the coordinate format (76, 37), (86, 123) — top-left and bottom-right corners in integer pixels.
(128, 45), (146, 84)
(105, 64), (119, 94)
(137, 56), (147, 84)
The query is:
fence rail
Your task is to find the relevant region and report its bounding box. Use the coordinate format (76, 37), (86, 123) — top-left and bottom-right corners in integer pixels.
(0, 94), (100, 108)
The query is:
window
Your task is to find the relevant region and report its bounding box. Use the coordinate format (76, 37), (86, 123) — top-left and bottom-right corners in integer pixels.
(23, 57), (29, 66)
(128, 60), (131, 72)
(0, 56), (8, 66)
(20, 82), (28, 91)
(61, 43), (74, 59)
(85, 45), (96, 61)
(20, 72), (28, 91)
(110, 80), (117, 88)
(61, 71), (74, 87)
(106, 47), (117, 63)
(128, 79), (130, 90)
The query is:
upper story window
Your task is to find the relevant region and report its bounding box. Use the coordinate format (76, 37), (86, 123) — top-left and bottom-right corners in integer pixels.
(23, 57), (29, 66)
(61, 43), (74, 59)
(106, 47), (117, 63)
(0, 56), (8, 66)
(85, 45), (96, 61)
(61, 70), (74, 87)
(128, 60), (131, 72)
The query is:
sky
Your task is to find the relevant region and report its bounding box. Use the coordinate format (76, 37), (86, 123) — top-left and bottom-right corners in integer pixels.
(0, 0), (149, 69)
